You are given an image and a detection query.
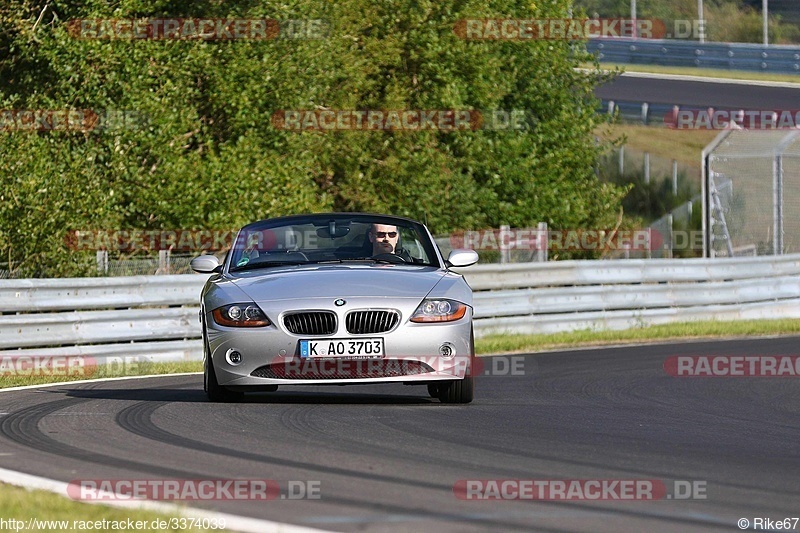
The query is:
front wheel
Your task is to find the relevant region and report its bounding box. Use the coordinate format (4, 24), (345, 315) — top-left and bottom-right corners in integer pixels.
(436, 374), (474, 404)
(436, 327), (475, 404)
(204, 339), (243, 403)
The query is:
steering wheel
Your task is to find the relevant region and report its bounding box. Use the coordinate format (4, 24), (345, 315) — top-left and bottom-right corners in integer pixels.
(266, 250), (309, 261)
(372, 253), (408, 263)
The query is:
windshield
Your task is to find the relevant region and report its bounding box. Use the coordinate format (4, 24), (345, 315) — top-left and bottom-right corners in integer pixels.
(228, 214), (440, 271)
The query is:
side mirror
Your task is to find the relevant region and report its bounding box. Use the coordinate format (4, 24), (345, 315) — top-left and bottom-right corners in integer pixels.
(446, 249), (479, 268)
(190, 255), (222, 273)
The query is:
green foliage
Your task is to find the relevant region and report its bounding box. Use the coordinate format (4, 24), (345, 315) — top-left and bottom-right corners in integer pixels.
(1, 0), (626, 276)
(594, 148), (704, 258)
(596, 149), (698, 222)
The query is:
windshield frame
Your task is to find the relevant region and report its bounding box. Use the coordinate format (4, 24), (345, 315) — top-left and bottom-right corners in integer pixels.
(224, 213), (444, 274)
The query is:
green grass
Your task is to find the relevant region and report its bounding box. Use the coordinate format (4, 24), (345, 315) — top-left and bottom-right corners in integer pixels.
(475, 319), (800, 355)
(587, 62), (800, 83)
(0, 483), (206, 532)
(0, 361), (201, 390)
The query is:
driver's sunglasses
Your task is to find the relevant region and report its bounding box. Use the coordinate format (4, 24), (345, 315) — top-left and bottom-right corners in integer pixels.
(373, 231), (398, 238)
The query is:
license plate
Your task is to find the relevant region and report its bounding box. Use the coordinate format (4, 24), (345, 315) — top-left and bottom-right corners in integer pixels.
(300, 338), (384, 358)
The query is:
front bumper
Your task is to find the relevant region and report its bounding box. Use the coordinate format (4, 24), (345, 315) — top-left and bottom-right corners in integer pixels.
(206, 300), (473, 387)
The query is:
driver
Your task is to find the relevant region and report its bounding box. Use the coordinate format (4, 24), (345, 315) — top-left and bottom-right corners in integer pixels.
(369, 223), (400, 255)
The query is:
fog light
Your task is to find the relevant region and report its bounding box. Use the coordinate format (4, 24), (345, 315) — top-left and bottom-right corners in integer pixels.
(226, 349), (243, 365)
(439, 343), (456, 358)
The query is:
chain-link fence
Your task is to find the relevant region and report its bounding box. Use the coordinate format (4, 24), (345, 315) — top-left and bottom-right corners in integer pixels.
(704, 130), (800, 257)
(96, 251), (197, 276)
(0, 251), (199, 278)
(436, 141), (706, 263)
(435, 224), (550, 264)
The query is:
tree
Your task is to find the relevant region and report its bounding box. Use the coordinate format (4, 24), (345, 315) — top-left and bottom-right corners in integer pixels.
(0, 0), (625, 276)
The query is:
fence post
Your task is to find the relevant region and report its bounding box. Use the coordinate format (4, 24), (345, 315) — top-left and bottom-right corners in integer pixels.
(500, 225), (510, 264)
(537, 222), (548, 262)
(672, 160), (678, 195)
(667, 213), (674, 259)
(770, 130), (799, 255)
(96, 251), (108, 275)
(644, 152), (650, 184)
(158, 250), (170, 274)
(619, 145), (624, 176)
(774, 153), (783, 255)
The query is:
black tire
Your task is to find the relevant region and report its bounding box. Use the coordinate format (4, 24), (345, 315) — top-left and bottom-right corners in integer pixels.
(427, 383), (440, 398)
(436, 326), (476, 404)
(436, 374), (474, 404)
(204, 337), (243, 403)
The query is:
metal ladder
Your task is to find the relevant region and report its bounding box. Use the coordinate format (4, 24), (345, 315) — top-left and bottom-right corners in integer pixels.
(709, 172), (734, 258)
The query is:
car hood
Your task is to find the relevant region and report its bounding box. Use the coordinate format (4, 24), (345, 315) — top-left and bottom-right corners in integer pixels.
(227, 264), (445, 301)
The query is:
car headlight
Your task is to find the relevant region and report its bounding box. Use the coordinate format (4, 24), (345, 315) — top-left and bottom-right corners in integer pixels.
(212, 303), (271, 327)
(410, 299), (468, 323)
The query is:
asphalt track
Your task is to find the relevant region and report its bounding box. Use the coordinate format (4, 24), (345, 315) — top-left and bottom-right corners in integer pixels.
(594, 73), (800, 109)
(1, 336), (799, 532)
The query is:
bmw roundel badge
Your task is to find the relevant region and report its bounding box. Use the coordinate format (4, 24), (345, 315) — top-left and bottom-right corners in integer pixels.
(334, 299), (346, 306)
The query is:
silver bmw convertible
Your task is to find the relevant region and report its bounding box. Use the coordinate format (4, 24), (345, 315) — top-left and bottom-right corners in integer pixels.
(190, 213), (479, 403)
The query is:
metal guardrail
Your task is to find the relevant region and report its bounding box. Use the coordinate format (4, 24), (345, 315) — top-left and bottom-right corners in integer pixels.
(0, 275), (204, 312)
(455, 254), (800, 288)
(588, 38), (800, 72)
(1, 255), (799, 363)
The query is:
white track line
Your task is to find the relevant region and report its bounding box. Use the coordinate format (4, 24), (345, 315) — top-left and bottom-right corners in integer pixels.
(0, 375), (333, 533)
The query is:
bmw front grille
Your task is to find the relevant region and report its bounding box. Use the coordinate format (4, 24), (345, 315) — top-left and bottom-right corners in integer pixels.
(345, 310), (399, 334)
(283, 311), (337, 335)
